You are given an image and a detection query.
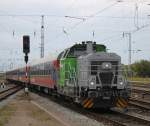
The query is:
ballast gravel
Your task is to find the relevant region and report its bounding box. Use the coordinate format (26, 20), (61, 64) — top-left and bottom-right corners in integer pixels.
(30, 93), (105, 126)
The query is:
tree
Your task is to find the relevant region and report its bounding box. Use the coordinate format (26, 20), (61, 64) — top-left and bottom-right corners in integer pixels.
(131, 60), (150, 77)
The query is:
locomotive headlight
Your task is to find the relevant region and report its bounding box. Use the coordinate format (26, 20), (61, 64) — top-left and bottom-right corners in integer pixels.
(90, 81), (95, 85)
(119, 81), (123, 85)
(102, 62), (112, 69)
(118, 76), (124, 85)
(118, 76), (126, 89)
(89, 76), (96, 89)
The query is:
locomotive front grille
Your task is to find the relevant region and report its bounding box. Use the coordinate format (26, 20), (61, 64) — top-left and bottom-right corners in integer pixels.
(91, 61), (118, 85)
(99, 72), (113, 85)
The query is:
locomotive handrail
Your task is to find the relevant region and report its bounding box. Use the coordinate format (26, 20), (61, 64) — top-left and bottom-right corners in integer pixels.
(78, 69), (127, 72)
(90, 64), (123, 67)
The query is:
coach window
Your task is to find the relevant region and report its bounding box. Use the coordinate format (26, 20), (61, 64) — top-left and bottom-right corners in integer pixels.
(39, 69), (41, 75)
(40, 70), (41, 75)
(44, 70), (45, 75)
(45, 70), (47, 75)
(42, 70), (45, 75)
(43, 70), (45, 75)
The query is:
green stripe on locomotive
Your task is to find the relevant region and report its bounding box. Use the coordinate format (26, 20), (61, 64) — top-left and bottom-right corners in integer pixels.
(95, 44), (106, 52)
(59, 58), (77, 87)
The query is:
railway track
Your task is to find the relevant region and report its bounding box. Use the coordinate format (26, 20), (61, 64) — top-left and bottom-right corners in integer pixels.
(56, 99), (150, 126)
(34, 90), (150, 126)
(77, 106), (150, 126)
(131, 81), (150, 88)
(110, 108), (150, 126)
(129, 98), (150, 110)
(132, 84), (150, 89)
(132, 87), (150, 93)
(0, 85), (23, 101)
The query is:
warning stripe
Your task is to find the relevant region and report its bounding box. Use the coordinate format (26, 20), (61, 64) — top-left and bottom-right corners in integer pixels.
(84, 99), (92, 108)
(82, 98), (89, 105)
(116, 98), (128, 108)
(119, 98), (128, 106)
(118, 99), (126, 108)
(116, 102), (121, 108)
(84, 99), (93, 108)
(87, 102), (94, 109)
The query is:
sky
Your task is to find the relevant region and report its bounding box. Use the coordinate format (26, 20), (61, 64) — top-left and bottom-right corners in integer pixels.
(0, 0), (150, 71)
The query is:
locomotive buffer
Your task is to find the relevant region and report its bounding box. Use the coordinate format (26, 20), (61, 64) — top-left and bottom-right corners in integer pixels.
(23, 35), (30, 94)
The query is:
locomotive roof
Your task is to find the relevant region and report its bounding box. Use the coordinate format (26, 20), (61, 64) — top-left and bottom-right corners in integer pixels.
(70, 42), (106, 51)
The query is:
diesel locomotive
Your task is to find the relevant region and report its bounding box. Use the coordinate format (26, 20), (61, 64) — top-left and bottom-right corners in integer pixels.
(6, 41), (131, 109)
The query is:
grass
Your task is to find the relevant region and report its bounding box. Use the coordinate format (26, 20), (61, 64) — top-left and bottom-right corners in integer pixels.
(0, 103), (16, 126)
(129, 77), (150, 83)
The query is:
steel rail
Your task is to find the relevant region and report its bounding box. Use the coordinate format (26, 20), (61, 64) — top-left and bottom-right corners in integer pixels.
(0, 85), (23, 101)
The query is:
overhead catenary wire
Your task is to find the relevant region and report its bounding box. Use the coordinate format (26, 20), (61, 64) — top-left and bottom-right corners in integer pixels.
(44, 1), (121, 47)
(70, 1), (120, 29)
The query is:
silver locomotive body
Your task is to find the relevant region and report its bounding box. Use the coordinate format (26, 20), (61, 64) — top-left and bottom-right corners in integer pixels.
(77, 49), (130, 108)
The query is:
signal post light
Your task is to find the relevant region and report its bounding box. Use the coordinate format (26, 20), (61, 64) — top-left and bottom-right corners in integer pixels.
(23, 35), (30, 91)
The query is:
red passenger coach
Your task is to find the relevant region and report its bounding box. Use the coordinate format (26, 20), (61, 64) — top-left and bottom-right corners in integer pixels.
(6, 57), (58, 90)
(29, 60), (58, 89)
(30, 74), (55, 88)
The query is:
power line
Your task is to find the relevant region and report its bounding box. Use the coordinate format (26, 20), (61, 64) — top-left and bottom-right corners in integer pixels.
(70, 1), (120, 29)
(0, 14), (149, 20)
(44, 1), (121, 47)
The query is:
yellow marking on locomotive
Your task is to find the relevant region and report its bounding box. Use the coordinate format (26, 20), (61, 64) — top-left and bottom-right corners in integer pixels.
(116, 98), (128, 108)
(87, 102), (94, 109)
(82, 98), (89, 105)
(116, 102), (121, 108)
(84, 99), (92, 108)
(118, 99), (125, 107)
(83, 98), (93, 108)
(120, 98), (128, 106)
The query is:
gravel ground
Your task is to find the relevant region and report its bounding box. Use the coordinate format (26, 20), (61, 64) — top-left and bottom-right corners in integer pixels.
(0, 90), (105, 126)
(30, 93), (105, 126)
(0, 91), (67, 126)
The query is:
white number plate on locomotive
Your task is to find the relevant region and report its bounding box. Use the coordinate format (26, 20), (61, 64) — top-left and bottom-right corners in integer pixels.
(103, 97), (110, 99)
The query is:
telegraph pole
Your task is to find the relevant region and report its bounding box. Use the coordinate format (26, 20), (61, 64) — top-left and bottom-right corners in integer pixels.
(123, 32), (132, 77)
(41, 15), (44, 58)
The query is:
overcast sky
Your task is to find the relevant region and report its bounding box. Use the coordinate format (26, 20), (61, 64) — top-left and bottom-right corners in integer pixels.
(0, 0), (150, 71)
